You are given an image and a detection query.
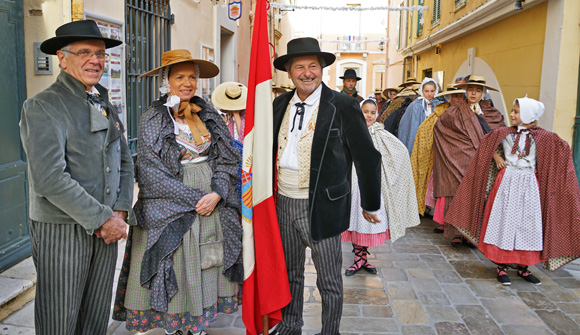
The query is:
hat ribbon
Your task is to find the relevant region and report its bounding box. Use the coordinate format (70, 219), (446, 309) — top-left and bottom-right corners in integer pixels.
(226, 90), (242, 100)
(162, 53), (193, 67)
(177, 102), (210, 145)
(469, 79), (486, 85)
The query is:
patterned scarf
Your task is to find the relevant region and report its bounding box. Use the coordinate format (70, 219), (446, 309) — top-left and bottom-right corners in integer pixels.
(177, 102), (210, 145)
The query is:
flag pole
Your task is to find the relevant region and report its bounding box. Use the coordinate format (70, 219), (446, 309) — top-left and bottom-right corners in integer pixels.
(263, 315), (269, 335)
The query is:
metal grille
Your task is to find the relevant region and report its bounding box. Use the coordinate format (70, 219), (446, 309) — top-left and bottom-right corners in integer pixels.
(125, 0), (172, 154)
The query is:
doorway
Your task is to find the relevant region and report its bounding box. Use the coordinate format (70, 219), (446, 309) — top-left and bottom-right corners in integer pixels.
(0, 0), (30, 271)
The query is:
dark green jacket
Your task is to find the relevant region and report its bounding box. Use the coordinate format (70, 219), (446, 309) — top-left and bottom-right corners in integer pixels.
(20, 71), (135, 233)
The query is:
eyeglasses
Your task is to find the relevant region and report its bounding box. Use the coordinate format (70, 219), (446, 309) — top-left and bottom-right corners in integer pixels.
(61, 49), (108, 60)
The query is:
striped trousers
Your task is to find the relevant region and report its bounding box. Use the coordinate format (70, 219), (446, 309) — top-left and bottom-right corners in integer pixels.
(29, 220), (117, 335)
(276, 194), (343, 335)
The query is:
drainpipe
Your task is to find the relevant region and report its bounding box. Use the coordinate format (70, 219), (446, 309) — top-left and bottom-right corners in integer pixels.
(573, 57), (580, 186)
(72, 0), (84, 21)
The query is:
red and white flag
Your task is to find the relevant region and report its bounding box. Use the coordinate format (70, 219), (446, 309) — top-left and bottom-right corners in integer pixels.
(241, 0), (291, 334)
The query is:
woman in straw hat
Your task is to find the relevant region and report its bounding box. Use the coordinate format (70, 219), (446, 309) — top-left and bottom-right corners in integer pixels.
(445, 96), (580, 284)
(211, 81), (247, 203)
(113, 49), (242, 335)
(431, 76), (505, 247)
(212, 81), (248, 142)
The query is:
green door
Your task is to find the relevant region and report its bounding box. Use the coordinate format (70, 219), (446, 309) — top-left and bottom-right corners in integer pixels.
(0, 0), (30, 271)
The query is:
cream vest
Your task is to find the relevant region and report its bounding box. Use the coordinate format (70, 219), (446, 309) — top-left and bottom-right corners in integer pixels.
(277, 101), (319, 189)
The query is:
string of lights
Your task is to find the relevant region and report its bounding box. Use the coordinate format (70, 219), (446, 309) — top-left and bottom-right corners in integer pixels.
(269, 3), (428, 12)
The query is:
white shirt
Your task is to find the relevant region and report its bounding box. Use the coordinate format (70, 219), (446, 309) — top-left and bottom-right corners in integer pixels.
(279, 84), (322, 170)
(86, 87), (106, 116)
(470, 102), (483, 115)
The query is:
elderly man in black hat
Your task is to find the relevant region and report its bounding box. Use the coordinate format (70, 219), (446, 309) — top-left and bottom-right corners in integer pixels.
(339, 68), (364, 103)
(271, 37), (381, 335)
(19, 20), (134, 334)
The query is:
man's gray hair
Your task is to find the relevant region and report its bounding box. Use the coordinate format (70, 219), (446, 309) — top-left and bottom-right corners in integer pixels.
(284, 55), (326, 72)
(60, 43), (73, 58)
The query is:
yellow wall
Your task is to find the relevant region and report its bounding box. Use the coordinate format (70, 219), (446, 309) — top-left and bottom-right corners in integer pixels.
(414, 2), (547, 106)
(407, 0), (491, 46)
(552, 0), (580, 144)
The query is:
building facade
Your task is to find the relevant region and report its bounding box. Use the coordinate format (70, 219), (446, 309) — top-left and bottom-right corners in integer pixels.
(394, 0), (579, 148)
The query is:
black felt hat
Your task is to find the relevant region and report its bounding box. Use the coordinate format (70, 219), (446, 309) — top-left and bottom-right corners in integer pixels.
(339, 68), (361, 81)
(273, 37), (336, 72)
(40, 20), (123, 55)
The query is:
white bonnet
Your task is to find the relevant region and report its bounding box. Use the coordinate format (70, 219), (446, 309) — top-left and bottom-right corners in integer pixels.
(420, 77), (439, 98)
(514, 95), (544, 124)
(360, 98), (377, 108)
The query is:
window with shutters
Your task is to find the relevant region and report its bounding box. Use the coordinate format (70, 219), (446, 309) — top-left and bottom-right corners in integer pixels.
(397, 0), (407, 50)
(416, 0), (423, 36)
(455, 0), (466, 10)
(432, 0), (441, 26)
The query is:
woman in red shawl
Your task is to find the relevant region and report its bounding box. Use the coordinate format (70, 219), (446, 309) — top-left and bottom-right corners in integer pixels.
(432, 76), (505, 246)
(446, 96), (580, 285)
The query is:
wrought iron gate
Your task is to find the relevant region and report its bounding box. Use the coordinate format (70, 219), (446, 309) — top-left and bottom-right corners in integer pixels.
(126, 0), (172, 153)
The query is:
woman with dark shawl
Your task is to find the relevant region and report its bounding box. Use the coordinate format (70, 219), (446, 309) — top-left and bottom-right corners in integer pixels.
(113, 50), (242, 334)
(432, 76), (505, 246)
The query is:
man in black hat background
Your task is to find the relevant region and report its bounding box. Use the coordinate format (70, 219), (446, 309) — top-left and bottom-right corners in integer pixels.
(271, 37), (381, 335)
(19, 20), (134, 334)
(339, 68), (364, 103)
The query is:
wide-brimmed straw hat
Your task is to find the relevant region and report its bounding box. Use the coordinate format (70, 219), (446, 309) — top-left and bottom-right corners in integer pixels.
(454, 75), (498, 91)
(435, 84), (466, 98)
(139, 49), (219, 78)
(397, 85), (420, 97)
(382, 87), (399, 97)
(211, 82), (248, 111)
(40, 20), (123, 55)
(274, 37), (336, 72)
(340, 69), (361, 81)
(398, 77), (421, 88)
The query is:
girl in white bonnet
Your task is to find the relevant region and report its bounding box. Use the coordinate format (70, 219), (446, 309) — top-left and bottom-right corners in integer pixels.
(445, 96), (580, 286)
(484, 96), (545, 285)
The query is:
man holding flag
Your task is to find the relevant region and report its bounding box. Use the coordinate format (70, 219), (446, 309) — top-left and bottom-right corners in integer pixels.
(271, 37), (382, 335)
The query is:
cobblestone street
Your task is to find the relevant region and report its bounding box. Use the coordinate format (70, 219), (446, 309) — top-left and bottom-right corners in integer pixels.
(3, 217), (580, 335)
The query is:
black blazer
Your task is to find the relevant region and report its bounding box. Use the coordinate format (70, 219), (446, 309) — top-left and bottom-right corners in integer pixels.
(273, 83), (381, 241)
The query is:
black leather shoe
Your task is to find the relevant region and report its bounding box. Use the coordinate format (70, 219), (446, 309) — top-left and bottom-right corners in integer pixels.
(345, 265), (361, 276)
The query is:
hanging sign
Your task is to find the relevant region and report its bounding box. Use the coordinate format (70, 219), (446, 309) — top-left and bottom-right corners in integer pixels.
(229, 1), (242, 21)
